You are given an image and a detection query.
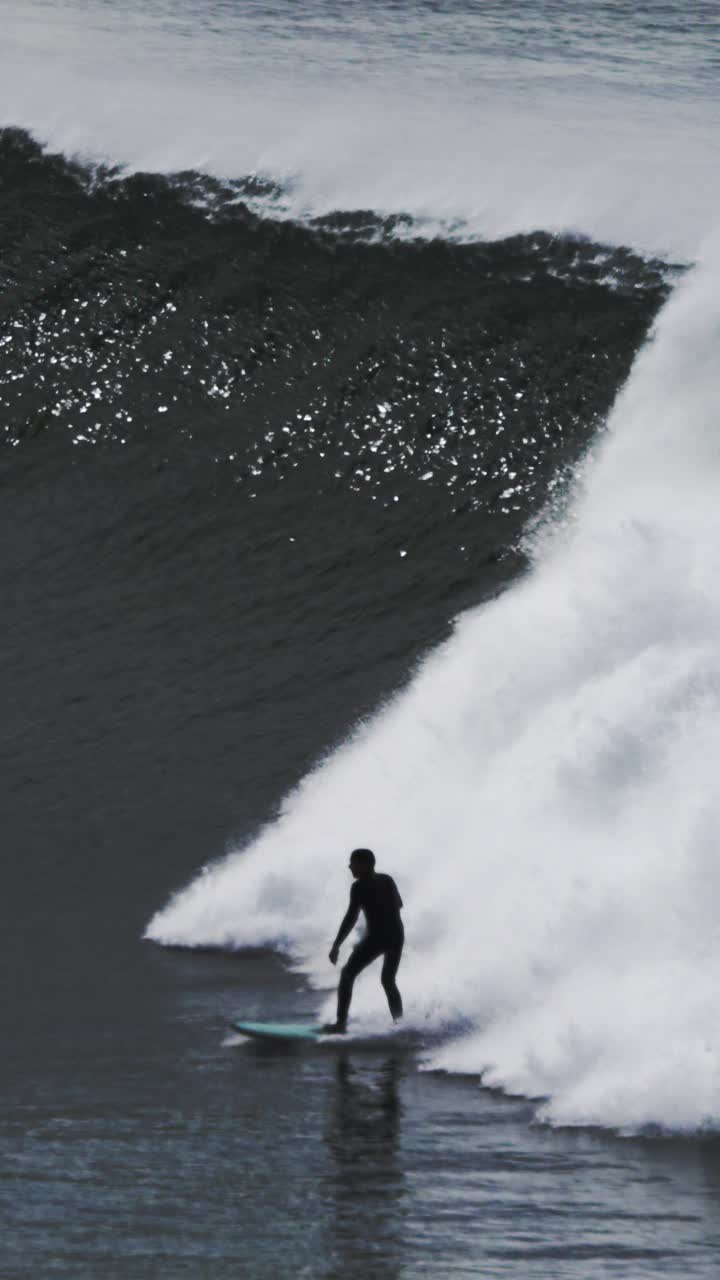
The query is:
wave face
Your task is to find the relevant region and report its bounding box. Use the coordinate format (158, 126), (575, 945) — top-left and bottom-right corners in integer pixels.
(147, 242), (720, 1133)
(0, 127), (666, 499)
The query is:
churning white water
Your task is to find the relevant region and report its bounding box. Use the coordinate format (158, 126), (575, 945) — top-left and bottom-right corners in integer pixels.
(148, 235), (720, 1133)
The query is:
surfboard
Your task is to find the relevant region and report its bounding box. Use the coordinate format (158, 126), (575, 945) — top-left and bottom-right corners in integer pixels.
(231, 1019), (326, 1042)
(230, 1018), (418, 1049)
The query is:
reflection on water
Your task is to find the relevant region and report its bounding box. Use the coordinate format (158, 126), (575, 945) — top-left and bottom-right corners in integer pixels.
(698, 1141), (720, 1195)
(324, 1054), (406, 1277)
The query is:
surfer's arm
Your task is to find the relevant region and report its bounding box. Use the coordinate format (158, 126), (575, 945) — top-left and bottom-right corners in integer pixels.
(329, 887), (360, 962)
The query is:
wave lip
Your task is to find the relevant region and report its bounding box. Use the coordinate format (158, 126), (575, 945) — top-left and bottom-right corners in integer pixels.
(2, 1), (719, 258)
(148, 244), (720, 1135)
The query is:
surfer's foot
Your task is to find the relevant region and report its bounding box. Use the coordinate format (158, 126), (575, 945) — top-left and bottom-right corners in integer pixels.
(320, 1022), (346, 1035)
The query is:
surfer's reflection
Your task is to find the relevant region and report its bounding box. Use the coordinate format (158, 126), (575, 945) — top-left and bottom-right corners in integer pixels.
(324, 1054), (406, 1277)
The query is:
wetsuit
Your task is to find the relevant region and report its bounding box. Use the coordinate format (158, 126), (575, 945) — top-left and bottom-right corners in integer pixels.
(333, 872), (404, 1028)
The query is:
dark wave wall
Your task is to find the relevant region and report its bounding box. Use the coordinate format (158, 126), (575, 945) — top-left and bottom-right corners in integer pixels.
(0, 127), (670, 950)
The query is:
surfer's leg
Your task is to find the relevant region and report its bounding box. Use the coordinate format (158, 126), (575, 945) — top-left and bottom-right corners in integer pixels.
(380, 942), (404, 1021)
(336, 938), (383, 1028)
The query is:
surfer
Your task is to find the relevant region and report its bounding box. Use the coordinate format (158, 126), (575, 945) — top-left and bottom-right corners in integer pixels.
(322, 848), (404, 1035)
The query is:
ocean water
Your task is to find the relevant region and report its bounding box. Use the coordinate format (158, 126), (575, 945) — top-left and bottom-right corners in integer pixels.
(3, 1), (720, 1276)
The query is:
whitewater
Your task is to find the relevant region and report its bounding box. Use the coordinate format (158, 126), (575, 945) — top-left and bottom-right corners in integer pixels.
(5, 0), (717, 1135)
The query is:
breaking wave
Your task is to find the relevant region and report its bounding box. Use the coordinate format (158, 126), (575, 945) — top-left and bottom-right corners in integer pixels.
(147, 240), (720, 1134)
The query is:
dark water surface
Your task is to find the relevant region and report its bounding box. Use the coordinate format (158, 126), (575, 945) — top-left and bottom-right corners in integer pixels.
(4, 944), (720, 1279)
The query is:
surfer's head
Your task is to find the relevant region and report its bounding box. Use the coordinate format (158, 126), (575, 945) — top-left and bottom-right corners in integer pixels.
(349, 847), (375, 878)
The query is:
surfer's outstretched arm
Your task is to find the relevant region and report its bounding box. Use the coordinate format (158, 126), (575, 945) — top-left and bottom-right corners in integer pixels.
(329, 886), (360, 963)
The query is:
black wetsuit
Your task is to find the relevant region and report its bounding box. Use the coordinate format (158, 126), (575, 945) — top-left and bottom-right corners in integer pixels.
(334, 872), (404, 1028)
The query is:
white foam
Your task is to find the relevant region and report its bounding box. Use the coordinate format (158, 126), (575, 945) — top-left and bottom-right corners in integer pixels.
(1, 0), (718, 258)
(148, 240), (720, 1132)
